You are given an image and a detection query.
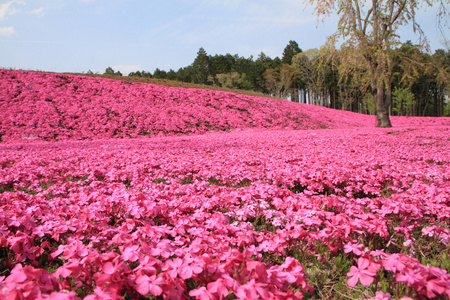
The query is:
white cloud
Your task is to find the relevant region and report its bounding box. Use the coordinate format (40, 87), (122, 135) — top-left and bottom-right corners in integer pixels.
(0, 25), (15, 36)
(29, 7), (44, 16)
(111, 64), (142, 75)
(0, 0), (25, 20)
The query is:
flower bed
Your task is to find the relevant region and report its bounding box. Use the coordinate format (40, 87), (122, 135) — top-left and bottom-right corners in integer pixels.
(0, 125), (449, 299)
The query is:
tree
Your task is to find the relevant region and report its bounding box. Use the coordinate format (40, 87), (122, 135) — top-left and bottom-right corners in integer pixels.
(282, 40), (302, 65)
(192, 47), (210, 84)
(282, 41), (303, 101)
(254, 52), (273, 92)
(104, 67), (115, 75)
(104, 67), (122, 76)
(392, 88), (415, 116)
(292, 49), (321, 104)
(166, 69), (177, 80)
(128, 70), (142, 77)
(431, 49), (450, 116)
(391, 41), (430, 116)
(153, 68), (167, 79)
(271, 57), (282, 69)
(263, 68), (280, 96)
(216, 72), (242, 89)
(278, 64), (295, 98)
(209, 54), (235, 80)
(305, 0), (449, 127)
(256, 52), (273, 66)
(263, 64), (294, 98)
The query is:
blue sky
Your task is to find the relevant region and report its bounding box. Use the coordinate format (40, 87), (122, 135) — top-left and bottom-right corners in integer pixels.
(0, 0), (447, 75)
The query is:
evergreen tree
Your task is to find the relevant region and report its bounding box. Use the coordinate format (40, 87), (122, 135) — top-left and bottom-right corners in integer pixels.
(192, 47), (210, 84)
(282, 40), (302, 65)
(104, 67), (115, 75)
(153, 68), (167, 79)
(166, 69), (177, 80)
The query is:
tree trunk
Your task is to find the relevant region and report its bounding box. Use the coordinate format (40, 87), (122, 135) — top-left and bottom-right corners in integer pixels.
(375, 83), (392, 127)
(400, 99), (403, 116)
(385, 82), (392, 116)
(422, 96), (430, 116)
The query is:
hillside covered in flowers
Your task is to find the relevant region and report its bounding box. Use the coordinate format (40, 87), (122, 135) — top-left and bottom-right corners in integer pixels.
(2, 69), (449, 143)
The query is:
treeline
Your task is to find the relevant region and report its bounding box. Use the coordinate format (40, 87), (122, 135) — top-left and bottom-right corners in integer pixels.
(104, 41), (450, 117)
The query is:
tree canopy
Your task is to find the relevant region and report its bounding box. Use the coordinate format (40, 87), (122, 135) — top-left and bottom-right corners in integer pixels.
(122, 39), (449, 118)
(304, 0), (450, 127)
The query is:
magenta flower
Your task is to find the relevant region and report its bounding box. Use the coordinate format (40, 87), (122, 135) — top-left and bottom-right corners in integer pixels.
(207, 278), (229, 298)
(121, 245), (140, 262)
(424, 278), (447, 298)
(135, 274), (165, 296)
(189, 286), (216, 300)
(236, 279), (269, 299)
(347, 257), (380, 287)
(343, 242), (363, 256)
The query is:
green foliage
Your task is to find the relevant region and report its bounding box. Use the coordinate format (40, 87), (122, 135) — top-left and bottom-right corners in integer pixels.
(444, 100), (450, 117)
(282, 40), (303, 65)
(239, 73), (253, 90)
(66, 174), (89, 182)
(0, 182), (15, 194)
(94, 39), (448, 117)
(153, 178), (168, 184)
(207, 176), (252, 189)
(363, 93), (376, 115)
(104, 67), (115, 75)
(392, 88), (415, 116)
(104, 67), (122, 76)
(216, 72), (242, 89)
(180, 176), (194, 185)
(153, 68), (167, 79)
(192, 47), (210, 84)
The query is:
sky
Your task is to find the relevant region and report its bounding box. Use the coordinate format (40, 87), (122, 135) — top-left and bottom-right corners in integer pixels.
(0, 0), (447, 75)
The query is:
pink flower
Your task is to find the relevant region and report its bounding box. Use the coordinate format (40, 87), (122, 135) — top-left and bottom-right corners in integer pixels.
(84, 287), (114, 300)
(179, 257), (204, 280)
(424, 278), (448, 298)
(189, 286), (216, 300)
(236, 279), (269, 299)
(365, 291), (393, 299)
(55, 259), (82, 278)
(395, 267), (423, 287)
(4, 264), (27, 283)
(246, 260), (268, 281)
(207, 279), (229, 299)
(380, 253), (406, 272)
(161, 258), (183, 279)
(343, 242), (363, 256)
(135, 274), (165, 296)
(347, 257), (380, 287)
(121, 245), (140, 262)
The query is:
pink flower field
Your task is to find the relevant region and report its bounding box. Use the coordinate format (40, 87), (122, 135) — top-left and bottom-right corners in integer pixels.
(0, 70), (450, 299)
(3, 69), (449, 143)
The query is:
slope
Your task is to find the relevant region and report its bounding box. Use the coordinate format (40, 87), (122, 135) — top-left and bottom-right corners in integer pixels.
(0, 69), (448, 143)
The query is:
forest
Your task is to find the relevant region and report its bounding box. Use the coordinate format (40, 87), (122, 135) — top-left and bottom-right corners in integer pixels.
(103, 40), (450, 118)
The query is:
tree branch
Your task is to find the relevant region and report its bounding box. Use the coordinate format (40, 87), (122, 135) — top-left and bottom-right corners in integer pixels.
(390, 0), (407, 26)
(363, 8), (373, 34)
(353, 0), (364, 33)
